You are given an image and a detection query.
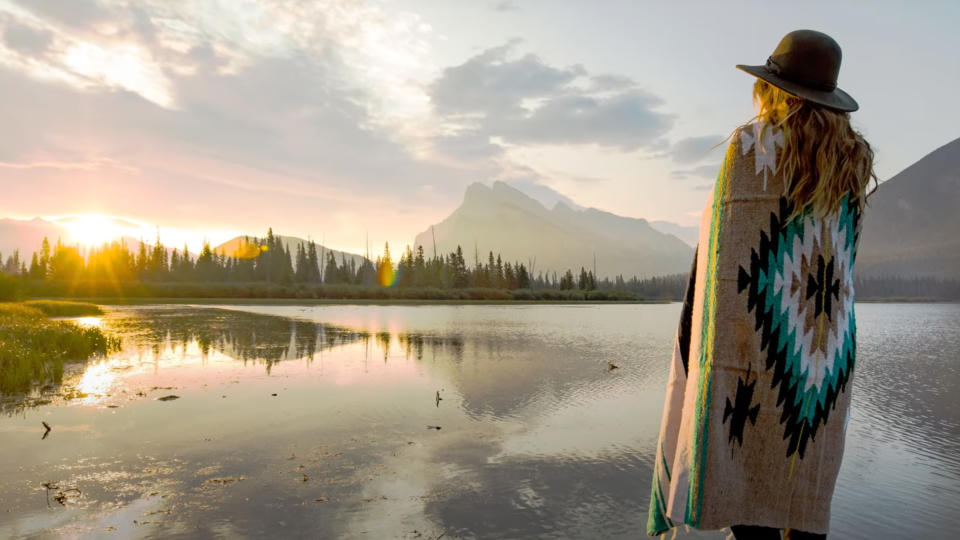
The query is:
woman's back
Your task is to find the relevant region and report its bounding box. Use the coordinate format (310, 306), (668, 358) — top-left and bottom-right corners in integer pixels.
(648, 121), (862, 535)
(648, 30), (876, 538)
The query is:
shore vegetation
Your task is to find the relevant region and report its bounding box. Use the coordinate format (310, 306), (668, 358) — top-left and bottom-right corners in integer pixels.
(0, 302), (118, 395)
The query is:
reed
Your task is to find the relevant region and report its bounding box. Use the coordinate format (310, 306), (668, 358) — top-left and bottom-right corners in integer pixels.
(0, 303), (118, 395)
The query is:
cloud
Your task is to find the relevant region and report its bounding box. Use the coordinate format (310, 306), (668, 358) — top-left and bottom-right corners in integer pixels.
(0, 2), (696, 248)
(589, 73), (637, 91)
(670, 163), (721, 180)
(669, 134), (724, 163)
(429, 42), (673, 152)
(1, 20), (54, 55)
(431, 41), (584, 116)
(11, 0), (109, 29)
(0, 0), (471, 246)
(493, 90), (671, 150)
(431, 132), (504, 162)
(492, 1), (520, 12)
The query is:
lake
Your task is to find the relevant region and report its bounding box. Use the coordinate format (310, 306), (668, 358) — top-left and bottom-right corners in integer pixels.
(1, 303), (958, 539)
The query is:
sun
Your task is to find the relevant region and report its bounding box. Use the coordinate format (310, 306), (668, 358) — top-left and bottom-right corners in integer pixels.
(62, 214), (126, 247)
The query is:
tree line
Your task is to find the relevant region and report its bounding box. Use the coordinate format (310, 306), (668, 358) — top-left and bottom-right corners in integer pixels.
(6, 229), (951, 301)
(0, 228), (614, 293)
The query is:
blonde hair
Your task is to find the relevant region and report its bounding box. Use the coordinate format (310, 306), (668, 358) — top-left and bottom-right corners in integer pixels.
(745, 79), (876, 219)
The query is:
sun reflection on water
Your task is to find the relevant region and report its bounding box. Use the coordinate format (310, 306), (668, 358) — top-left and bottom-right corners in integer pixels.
(75, 362), (116, 404)
(71, 316), (104, 328)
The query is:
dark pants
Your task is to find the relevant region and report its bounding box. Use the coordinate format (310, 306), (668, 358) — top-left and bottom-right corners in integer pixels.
(731, 524), (826, 540)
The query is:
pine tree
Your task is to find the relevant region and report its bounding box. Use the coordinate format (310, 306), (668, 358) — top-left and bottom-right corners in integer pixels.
(414, 245), (426, 287)
(307, 241), (320, 283)
(29, 253), (42, 280)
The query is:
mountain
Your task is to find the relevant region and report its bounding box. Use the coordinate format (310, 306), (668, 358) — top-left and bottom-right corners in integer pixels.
(0, 218), (67, 260)
(214, 235), (368, 268)
(649, 220), (698, 247)
(413, 181), (694, 279)
(858, 137), (960, 278)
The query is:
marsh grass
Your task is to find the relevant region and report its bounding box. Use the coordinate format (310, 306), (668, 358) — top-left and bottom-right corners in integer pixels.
(22, 300), (105, 316)
(0, 303), (119, 395)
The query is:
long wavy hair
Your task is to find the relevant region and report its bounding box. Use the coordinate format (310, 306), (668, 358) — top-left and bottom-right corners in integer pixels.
(745, 79), (877, 219)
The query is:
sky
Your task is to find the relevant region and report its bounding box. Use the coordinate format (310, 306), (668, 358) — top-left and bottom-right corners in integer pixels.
(0, 0), (958, 254)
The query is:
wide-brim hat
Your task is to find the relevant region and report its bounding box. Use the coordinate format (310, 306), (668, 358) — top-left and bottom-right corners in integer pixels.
(737, 29), (859, 112)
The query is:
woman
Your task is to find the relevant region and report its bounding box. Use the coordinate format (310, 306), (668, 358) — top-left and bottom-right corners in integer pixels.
(647, 30), (876, 539)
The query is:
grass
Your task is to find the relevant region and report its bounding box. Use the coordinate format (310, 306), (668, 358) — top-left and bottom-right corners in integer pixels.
(21, 300), (105, 316)
(0, 303), (119, 395)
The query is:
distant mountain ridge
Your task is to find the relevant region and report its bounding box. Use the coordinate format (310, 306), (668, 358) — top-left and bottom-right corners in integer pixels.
(0, 217), (64, 259)
(0, 219), (369, 270)
(648, 220), (698, 247)
(0, 218), (177, 260)
(214, 234), (368, 268)
(858, 137), (960, 278)
(413, 181), (694, 278)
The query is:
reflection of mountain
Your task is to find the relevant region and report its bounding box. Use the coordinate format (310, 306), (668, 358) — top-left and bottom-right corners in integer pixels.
(413, 182), (694, 278)
(858, 137), (960, 278)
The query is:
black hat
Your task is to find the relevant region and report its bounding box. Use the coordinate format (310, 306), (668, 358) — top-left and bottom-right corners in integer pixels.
(737, 29), (858, 112)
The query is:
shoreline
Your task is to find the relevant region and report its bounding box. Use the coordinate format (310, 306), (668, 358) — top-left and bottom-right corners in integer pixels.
(34, 296), (671, 306)
(27, 296), (959, 306)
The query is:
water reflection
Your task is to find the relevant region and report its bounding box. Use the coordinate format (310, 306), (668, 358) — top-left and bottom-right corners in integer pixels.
(105, 306), (468, 370)
(0, 303), (956, 539)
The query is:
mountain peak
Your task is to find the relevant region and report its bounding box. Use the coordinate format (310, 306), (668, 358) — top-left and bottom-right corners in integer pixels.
(414, 183), (693, 278)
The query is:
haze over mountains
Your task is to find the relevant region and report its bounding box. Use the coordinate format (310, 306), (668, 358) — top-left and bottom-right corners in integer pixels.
(413, 182), (695, 279)
(0, 220), (368, 269)
(0, 218), (63, 260)
(2, 136), (958, 281)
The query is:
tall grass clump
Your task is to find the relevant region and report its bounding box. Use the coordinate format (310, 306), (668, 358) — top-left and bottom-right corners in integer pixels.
(0, 303), (118, 395)
(22, 300), (104, 316)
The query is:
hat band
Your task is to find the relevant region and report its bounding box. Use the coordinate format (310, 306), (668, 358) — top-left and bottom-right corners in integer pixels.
(765, 57), (837, 92)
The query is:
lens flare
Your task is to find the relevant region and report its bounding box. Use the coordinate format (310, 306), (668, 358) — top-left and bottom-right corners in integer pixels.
(377, 264), (396, 287)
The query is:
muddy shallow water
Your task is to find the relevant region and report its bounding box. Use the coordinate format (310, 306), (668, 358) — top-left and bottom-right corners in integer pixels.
(1, 303), (958, 539)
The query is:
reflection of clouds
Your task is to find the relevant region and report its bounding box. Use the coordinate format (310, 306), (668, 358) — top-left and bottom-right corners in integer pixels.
(492, 386), (660, 460)
(5, 304), (952, 539)
(423, 432), (654, 539)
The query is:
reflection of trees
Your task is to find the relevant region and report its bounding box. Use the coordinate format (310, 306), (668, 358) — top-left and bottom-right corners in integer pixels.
(107, 308), (464, 371)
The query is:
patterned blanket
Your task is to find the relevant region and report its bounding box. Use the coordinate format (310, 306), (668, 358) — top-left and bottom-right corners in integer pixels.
(647, 122), (862, 536)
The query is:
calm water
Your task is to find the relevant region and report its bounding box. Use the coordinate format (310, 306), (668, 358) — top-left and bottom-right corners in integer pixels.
(1, 303), (958, 539)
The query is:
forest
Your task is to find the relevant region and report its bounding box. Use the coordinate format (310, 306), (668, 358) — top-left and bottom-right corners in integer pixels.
(0, 229), (685, 301)
(1, 229), (955, 301)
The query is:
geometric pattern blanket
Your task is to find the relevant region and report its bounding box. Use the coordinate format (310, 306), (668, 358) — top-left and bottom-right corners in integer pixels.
(647, 122), (862, 536)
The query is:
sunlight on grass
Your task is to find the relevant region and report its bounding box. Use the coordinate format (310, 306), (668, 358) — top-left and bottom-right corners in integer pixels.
(0, 303), (119, 395)
(22, 300), (104, 317)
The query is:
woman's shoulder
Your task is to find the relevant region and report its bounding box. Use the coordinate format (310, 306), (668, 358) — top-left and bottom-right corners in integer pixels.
(718, 120), (787, 196)
(734, 121), (784, 152)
